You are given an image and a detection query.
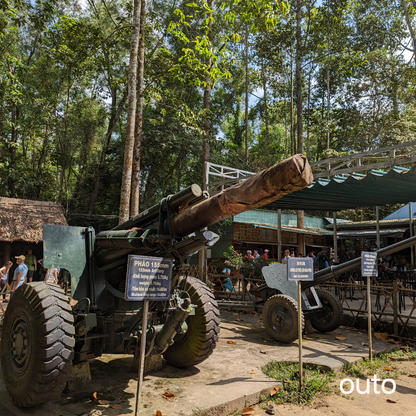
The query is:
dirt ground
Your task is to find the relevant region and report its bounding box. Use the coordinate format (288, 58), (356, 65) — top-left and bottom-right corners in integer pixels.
(251, 358), (416, 416)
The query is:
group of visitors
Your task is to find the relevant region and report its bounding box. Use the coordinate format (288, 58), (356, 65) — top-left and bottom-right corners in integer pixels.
(245, 249), (269, 261)
(0, 249), (60, 302)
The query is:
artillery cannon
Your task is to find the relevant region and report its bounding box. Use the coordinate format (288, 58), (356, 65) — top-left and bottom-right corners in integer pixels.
(0, 154), (312, 408)
(260, 236), (416, 343)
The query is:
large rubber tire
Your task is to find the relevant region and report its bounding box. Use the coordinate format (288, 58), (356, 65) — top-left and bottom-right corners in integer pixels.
(308, 289), (343, 333)
(262, 294), (303, 343)
(163, 276), (220, 368)
(0, 282), (75, 407)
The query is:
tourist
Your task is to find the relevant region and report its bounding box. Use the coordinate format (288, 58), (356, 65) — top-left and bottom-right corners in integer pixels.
(262, 249), (269, 260)
(25, 248), (37, 282)
(315, 247), (329, 271)
(12, 255), (28, 291)
(0, 261), (12, 302)
(246, 250), (254, 261)
(281, 249), (290, 264)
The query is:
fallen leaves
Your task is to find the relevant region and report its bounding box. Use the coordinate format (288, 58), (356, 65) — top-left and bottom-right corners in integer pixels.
(248, 369), (257, 374)
(362, 342), (369, 347)
(93, 392), (98, 400)
(98, 400), (110, 405)
(386, 399), (397, 403)
(162, 392), (175, 401)
(111, 404), (122, 409)
(235, 317), (244, 322)
(242, 407), (255, 415)
(385, 367), (394, 371)
(374, 333), (388, 341)
(260, 350), (266, 354)
(227, 340), (237, 344)
(230, 328), (237, 331)
(335, 336), (346, 341)
(408, 374), (416, 378)
(270, 387), (281, 396)
(156, 411), (166, 416)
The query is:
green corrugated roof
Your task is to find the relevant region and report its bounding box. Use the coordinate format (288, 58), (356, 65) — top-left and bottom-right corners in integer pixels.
(266, 165), (416, 211)
(233, 210), (333, 236)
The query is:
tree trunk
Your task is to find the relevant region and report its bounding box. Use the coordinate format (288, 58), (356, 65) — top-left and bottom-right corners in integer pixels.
(296, 0), (303, 154)
(290, 45), (294, 156)
(199, 0), (213, 282)
(245, 23), (249, 160)
(118, 0), (142, 224)
(131, 0), (147, 217)
(262, 61), (270, 160)
(88, 89), (127, 215)
(284, 71), (288, 158)
(307, 68), (311, 160)
(402, 0), (416, 68)
(36, 126), (49, 199)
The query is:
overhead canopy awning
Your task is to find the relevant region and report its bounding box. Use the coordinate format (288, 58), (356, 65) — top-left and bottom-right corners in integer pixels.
(337, 229), (406, 239)
(267, 166), (416, 211)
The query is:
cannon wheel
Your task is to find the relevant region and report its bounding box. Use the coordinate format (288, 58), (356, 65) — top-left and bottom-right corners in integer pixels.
(263, 294), (303, 343)
(0, 282), (75, 407)
(307, 289), (343, 333)
(163, 276), (220, 367)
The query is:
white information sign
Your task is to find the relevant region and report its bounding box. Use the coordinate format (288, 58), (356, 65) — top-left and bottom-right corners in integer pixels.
(287, 257), (314, 281)
(361, 252), (378, 277)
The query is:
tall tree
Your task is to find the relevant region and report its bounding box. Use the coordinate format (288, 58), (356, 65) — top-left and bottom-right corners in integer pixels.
(118, 0), (142, 224)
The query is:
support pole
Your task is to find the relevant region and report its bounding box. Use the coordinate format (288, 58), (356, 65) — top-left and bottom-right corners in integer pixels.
(298, 281), (303, 390)
(333, 212), (338, 261)
(278, 209), (282, 262)
(367, 277), (373, 362)
(376, 206), (380, 250)
(135, 301), (149, 416)
(3, 242), (11, 264)
(410, 203), (414, 267)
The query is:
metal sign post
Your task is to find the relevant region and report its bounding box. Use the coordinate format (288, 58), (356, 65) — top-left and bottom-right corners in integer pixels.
(361, 252), (378, 362)
(288, 257), (314, 391)
(125, 255), (173, 416)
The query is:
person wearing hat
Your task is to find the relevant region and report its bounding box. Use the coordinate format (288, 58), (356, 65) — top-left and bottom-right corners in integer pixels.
(262, 249), (269, 260)
(12, 255), (28, 291)
(246, 250), (254, 261)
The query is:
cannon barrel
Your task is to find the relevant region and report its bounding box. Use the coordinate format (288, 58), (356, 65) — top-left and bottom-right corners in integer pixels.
(112, 184), (203, 231)
(302, 235), (416, 290)
(171, 154), (313, 237)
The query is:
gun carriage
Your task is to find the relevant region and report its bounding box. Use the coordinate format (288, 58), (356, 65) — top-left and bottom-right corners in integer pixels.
(0, 154), (312, 407)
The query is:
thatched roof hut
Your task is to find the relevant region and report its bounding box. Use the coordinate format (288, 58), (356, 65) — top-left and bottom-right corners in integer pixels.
(0, 197), (67, 243)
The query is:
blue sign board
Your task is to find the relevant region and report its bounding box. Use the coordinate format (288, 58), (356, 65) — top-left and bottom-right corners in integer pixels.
(361, 252), (378, 277)
(125, 255), (173, 301)
(287, 257), (314, 281)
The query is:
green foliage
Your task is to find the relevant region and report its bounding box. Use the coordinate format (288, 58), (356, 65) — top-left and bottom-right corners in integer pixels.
(263, 361), (335, 404)
(223, 245), (243, 269)
(1, 0), (416, 224)
(342, 347), (416, 380)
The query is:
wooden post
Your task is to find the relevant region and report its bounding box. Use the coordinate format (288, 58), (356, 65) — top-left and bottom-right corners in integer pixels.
(376, 206), (380, 250)
(393, 279), (398, 336)
(333, 212), (338, 261)
(278, 209), (282, 262)
(3, 241), (11, 264)
(410, 203), (414, 266)
(135, 301), (149, 416)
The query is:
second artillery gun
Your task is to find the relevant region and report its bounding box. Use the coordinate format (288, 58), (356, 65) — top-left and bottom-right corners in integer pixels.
(258, 236), (416, 343)
(0, 154), (313, 408)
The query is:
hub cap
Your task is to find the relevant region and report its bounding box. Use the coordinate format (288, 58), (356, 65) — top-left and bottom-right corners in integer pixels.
(269, 304), (294, 335)
(9, 314), (32, 375)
